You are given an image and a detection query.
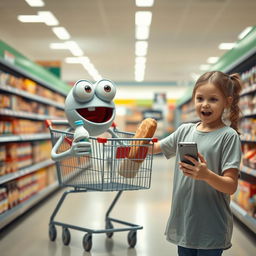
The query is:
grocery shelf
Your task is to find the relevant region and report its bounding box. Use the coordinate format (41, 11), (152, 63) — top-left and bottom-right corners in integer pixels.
(0, 41), (67, 230)
(230, 200), (256, 233)
(0, 108), (61, 120)
(0, 182), (59, 230)
(0, 159), (55, 185)
(240, 134), (256, 142)
(0, 133), (50, 143)
(240, 165), (256, 178)
(240, 83), (256, 97)
(0, 84), (64, 109)
(0, 57), (69, 96)
(242, 111), (256, 118)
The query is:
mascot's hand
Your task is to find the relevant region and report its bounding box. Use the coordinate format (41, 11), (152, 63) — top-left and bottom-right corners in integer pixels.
(71, 141), (91, 156)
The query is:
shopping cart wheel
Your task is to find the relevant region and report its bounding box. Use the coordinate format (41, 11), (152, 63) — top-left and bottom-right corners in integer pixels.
(127, 230), (137, 248)
(62, 227), (71, 246)
(105, 220), (114, 238)
(83, 233), (92, 252)
(49, 224), (57, 241)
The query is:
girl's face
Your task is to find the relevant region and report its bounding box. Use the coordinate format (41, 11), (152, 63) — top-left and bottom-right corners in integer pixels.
(194, 83), (228, 128)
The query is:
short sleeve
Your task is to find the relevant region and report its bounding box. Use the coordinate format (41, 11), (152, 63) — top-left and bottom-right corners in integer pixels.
(221, 132), (242, 173)
(160, 124), (185, 159)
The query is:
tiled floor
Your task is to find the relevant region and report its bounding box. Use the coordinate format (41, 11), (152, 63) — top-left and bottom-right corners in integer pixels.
(0, 155), (255, 256)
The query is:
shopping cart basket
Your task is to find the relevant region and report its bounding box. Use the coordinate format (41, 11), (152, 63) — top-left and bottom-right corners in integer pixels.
(46, 120), (157, 252)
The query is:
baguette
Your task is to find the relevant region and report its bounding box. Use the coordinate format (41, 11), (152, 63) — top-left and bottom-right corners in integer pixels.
(128, 118), (157, 163)
(118, 118), (157, 178)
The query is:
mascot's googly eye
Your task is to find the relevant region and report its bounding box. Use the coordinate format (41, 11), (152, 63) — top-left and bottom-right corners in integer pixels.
(95, 79), (116, 102)
(73, 80), (94, 102)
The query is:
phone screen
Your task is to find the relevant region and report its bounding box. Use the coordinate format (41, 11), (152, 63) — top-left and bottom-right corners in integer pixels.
(178, 142), (198, 166)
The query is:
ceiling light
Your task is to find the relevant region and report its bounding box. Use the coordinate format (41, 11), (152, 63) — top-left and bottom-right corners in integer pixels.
(136, 26), (150, 40)
(238, 26), (253, 40)
(207, 57), (219, 64)
(199, 64), (210, 71)
(135, 63), (146, 71)
(65, 57), (102, 81)
(65, 41), (83, 56)
(18, 14), (42, 23)
(135, 65), (145, 82)
(18, 11), (59, 26)
(135, 41), (148, 56)
(135, 71), (144, 82)
(50, 41), (83, 56)
(135, 56), (146, 64)
(38, 11), (59, 26)
(218, 43), (236, 50)
(136, 0), (154, 7)
(52, 27), (70, 40)
(135, 11), (152, 26)
(25, 0), (45, 7)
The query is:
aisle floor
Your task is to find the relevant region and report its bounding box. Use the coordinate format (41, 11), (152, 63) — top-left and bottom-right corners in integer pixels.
(0, 155), (255, 256)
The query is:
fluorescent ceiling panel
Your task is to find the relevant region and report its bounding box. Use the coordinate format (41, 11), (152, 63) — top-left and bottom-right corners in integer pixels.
(136, 0), (154, 7)
(207, 57), (219, 64)
(25, 0), (45, 7)
(135, 11), (152, 26)
(135, 41), (148, 56)
(52, 27), (70, 40)
(136, 26), (150, 40)
(18, 11), (59, 26)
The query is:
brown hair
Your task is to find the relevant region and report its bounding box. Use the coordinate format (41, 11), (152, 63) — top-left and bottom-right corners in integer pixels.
(192, 71), (242, 133)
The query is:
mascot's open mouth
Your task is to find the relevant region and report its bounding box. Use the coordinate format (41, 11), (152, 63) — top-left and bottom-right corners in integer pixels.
(76, 107), (113, 123)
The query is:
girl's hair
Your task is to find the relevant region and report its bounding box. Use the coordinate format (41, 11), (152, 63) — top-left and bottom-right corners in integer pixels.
(192, 71), (242, 133)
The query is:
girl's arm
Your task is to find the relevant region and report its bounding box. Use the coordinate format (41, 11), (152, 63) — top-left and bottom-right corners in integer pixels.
(204, 168), (238, 195)
(179, 153), (239, 195)
(152, 141), (162, 154)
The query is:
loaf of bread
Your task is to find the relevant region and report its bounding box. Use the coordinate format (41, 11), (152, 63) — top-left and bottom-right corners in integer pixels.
(128, 118), (157, 163)
(118, 118), (157, 178)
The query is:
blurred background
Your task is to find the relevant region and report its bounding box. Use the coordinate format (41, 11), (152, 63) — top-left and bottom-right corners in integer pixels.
(0, 1), (256, 255)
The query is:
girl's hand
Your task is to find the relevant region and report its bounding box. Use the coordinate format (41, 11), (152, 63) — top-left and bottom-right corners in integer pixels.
(179, 152), (211, 181)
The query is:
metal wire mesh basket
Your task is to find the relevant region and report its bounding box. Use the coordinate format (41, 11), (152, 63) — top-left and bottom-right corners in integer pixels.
(49, 126), (156, 191)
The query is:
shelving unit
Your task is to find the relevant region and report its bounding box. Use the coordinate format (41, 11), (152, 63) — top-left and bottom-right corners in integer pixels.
(175, 28), (256, 233)
(0, 40), (70, 229)
(0, 182), (58, 229)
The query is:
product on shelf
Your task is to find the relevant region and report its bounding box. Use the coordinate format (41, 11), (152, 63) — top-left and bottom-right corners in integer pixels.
(242, 143), (256, 169)
(0, 165), (57, 214)
(0, 141), (53, 176)
(241, 65), (256, 93)
(232, 180), (256, 218)
(0, 70), (65, 104)
(0, 49), (65, 225)
(32, 141), (52, 163)
(0, 187), (8, 214)
(0, 93), (11, 109)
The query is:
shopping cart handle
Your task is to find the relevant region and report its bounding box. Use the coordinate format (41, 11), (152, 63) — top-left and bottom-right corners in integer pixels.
(111, 122), (117, 128)
(152, 138), (158, 143)
(97, 137), (108, 143)
(45, 120), (52, 128)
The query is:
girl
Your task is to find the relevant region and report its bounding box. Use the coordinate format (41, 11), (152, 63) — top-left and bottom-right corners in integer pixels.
(153, 71), (242, 256)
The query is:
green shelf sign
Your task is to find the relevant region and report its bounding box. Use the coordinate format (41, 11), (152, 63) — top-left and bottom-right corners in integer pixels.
(0, 40), (71, 95)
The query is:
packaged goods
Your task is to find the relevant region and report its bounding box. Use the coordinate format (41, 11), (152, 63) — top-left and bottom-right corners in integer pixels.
(232, 180), (256, 216)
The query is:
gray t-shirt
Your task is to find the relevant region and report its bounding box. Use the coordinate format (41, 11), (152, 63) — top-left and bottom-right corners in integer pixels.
(160, 123), (242, 249)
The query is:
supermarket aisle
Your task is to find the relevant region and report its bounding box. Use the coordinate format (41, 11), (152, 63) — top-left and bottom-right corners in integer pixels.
(0, 155), (255, 256)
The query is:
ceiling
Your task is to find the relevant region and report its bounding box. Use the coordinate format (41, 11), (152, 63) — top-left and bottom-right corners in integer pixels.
(0, 0), (255, 86)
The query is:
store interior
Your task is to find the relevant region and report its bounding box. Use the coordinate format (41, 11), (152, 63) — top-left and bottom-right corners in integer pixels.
(0, 0), (256, 255)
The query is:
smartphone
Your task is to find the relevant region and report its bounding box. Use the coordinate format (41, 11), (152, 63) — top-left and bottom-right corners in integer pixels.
(178, 142), (198, 166)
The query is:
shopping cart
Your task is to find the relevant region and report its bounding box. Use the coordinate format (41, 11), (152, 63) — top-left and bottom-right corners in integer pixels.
(46, 120), (157, 252)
